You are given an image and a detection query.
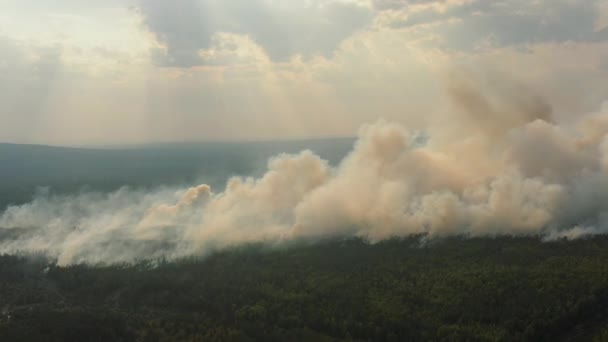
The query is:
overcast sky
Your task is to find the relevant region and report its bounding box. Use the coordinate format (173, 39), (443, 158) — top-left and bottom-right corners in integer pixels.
(1, 0), (607, 145)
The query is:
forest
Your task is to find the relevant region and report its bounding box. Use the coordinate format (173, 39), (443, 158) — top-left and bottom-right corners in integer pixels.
(2, 235), (608, 341)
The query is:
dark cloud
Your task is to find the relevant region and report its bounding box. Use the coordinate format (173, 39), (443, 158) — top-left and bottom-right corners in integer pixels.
(372, 0), (440, 11)
(139, 0), (607, 67)
(387, 0), (607, 50)
(138, 0), (373, 67)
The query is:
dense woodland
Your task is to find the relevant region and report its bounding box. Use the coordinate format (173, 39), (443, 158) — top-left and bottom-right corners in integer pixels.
(1, 236), (608, 341)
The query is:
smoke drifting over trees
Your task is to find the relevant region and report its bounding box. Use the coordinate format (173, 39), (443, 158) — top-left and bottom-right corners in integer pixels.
(2, 72), (608, 265)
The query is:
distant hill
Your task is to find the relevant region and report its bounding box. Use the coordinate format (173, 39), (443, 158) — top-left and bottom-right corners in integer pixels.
(0, 138), (355, 210)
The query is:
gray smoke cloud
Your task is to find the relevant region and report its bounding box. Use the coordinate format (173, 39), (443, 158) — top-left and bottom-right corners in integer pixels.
(2, 72), (608, 265)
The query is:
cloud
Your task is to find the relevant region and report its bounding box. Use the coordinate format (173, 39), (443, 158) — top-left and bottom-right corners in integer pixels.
(382, 0), (607, 50)
(0, 0), (607, 148)
(138, 0), (373, 67)
(137, 0), (608, 66)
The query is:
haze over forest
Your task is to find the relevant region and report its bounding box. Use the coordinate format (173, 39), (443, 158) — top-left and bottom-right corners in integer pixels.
(2, 1), (608, 340)
(1, 0), (608, 264)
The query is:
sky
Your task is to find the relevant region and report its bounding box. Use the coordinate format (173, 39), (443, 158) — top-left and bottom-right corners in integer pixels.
(1, 0), (608, 145)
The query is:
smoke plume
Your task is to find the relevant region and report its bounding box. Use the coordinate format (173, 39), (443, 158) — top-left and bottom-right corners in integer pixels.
(2, 72), (608, 265)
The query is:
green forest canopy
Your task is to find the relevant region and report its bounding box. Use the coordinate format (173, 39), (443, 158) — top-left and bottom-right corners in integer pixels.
(2, 235), (608, 341)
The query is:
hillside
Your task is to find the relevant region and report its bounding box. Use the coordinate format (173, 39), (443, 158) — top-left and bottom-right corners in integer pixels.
(0, 139), (353, 211)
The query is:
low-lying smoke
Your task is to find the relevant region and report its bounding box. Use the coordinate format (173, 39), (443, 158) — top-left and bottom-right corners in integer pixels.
(2, 72), (608, 265)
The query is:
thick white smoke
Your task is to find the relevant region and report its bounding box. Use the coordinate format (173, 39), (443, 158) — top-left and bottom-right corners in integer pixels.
(2, 74), (608, 265)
